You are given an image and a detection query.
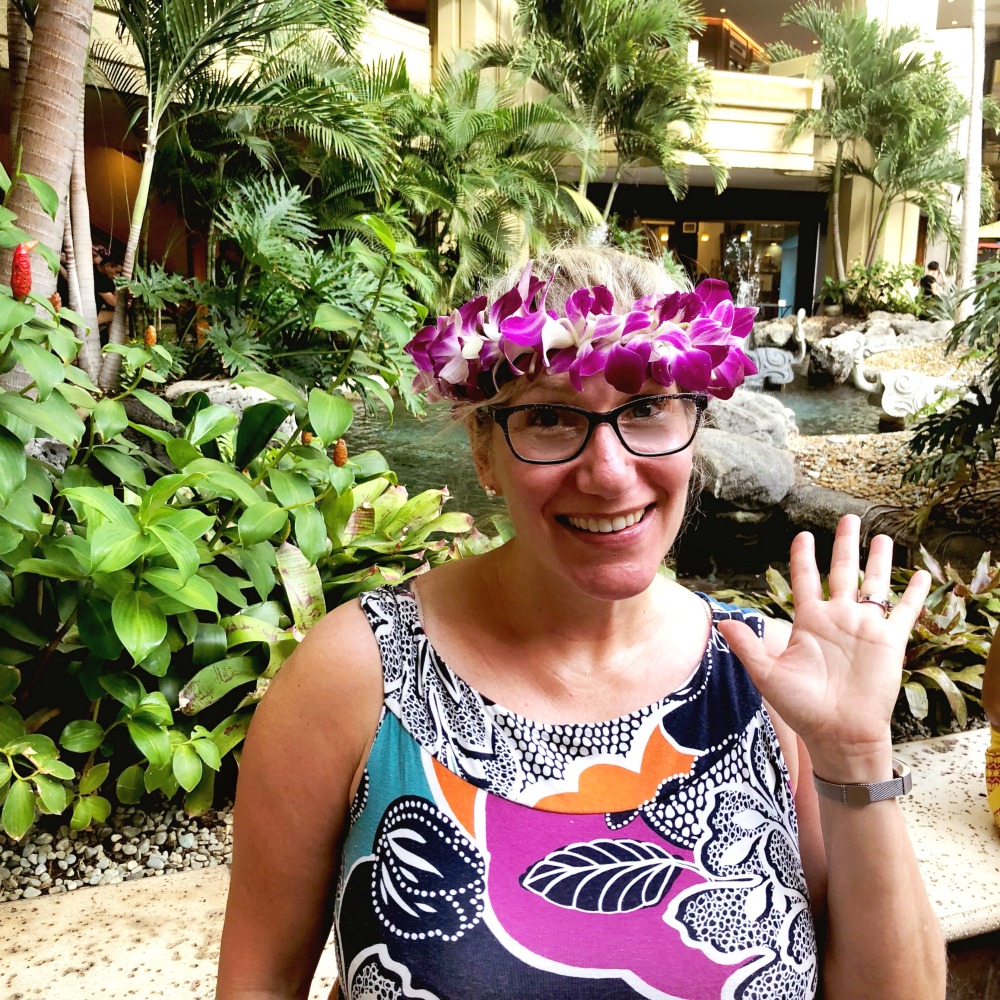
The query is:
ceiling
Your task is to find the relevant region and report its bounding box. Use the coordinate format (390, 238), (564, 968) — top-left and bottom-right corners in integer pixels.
(699, 0), (1000, 54)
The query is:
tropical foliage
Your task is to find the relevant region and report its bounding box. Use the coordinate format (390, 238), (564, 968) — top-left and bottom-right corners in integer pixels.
(472, 0), (724, 222)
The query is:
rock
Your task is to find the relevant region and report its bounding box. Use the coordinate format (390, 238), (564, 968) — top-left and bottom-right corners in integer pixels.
(861, 320), (896, 355)
(780, 483), (872, 532)
(888, 316), (953, 345)
(24, 438), (70, 472)
(146, 854), (165, 871)
(752, 316), (795, 348)
(22, 886), (41, 899)
(801, 315), (842, 345)
(808, 329), (865, 385)
(695, 428), (795, 507)
(178, 832), (196, 849)
(704, 389), (796, 448)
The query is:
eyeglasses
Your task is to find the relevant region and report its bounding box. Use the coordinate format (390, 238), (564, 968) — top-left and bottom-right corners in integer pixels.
(486, 393), (708, 465)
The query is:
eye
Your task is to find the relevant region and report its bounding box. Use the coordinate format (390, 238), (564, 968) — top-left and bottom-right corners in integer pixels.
(523, 406), (564, 428)
(624, 397), (669, 421)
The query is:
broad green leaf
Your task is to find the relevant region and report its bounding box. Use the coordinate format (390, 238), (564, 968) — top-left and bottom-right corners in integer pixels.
(360, 214), (397, 253)
(59, 720), (105, 754)
(233, 401), (291, 469)
(144, 567), (219, 613)
(276, 542), (325, 632)
(140, 473), (194, 518)
(193, 622), (228, 666)
(79, 762), (110, 795)
(350, 450), (390, 480)
(126, 718), (171, 767)
(0, 160), (8, 194)
(183, 765), (216, 816)
(149, 523), (200, 580)
(223, 613), (287, 647)
(268, 470), (314, 508)
(10, 340), (63, 399)
(23, 173), (59, 219)
(77, 599), (123, 660)
(91, 447), (147, 491)
(111, 590), (167, 664)
(135, 690), (173, 726)
(307, 389), (353, 444)
(2, 779), (35, 839)
(132, 388), (174, 423)
(150, 508), (213, 541)
(70, 796), (92, 831)
(90, 523), (147, 574)
(0, 427), (28, 501)
(912, 666), (968, 726)
(0, 704), (27, 744)
(233, 372), (306, 408)
(238, 502), (288, 547)
(0, 389), (85, 445)
(166, 437), (203, 470)
(198, 565), (249, 608)
(99, 672), (144, 711)
(0, 664), (19, 699)
(62, 487), (135, 529)
(293, 506), (328, 564)
(89, 795), (111, 824)
(1, 486), (42, 533)
(185, 458), (263, 509)
(0, 296), (35, 334)
(210, 709), (252, 756)
(239, 542), (276, 602)
(138, 638), (171, 678)
(33, 774), (70, 814)
(191, 738), (222, 771)
(178, 656), (260, 715)
(38, 758), (75, 781)
(93, 398), (129, 440)
(172, 743), (203, 792)
(116, 763), (146, 804)
(312, 303), (360, 332)
(188, 404), (238, 447)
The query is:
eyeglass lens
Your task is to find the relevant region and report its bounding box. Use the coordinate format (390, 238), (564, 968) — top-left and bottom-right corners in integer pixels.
(504, 396), (700, 462)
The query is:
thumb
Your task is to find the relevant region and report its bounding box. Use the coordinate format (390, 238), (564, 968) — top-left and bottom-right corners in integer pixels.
(716, 618), (776, 691)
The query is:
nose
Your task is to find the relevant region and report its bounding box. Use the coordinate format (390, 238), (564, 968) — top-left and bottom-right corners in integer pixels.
(573, 423), (637, 497)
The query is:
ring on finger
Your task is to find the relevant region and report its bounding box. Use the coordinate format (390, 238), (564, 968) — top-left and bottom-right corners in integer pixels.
(857, 594), (894, 617)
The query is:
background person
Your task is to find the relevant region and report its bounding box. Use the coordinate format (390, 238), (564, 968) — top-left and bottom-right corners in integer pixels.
(920, 260), (943, 298)
(216, 247), (945, 1000)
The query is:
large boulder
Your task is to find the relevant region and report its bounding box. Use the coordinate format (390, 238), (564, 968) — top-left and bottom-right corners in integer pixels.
(861, 319), (897, 355)
(165, 379), (297, 435)
(888, 316), (953, 346)
(808, 329), (865, 385)
(704, 389), (797, 448)
(695, 428), (795, 508)
(752, 316), (795, 348)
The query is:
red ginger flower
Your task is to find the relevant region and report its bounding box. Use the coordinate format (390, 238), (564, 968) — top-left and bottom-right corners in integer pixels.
(10, 241), (37, 301)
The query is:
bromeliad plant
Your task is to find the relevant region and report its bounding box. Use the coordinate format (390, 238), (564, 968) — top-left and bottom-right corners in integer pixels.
(713, 547), (998, 733)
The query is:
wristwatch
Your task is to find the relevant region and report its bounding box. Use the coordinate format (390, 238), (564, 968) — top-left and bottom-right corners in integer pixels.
(812, 757), (912, 806)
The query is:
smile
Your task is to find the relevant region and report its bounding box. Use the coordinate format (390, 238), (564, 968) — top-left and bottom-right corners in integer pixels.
(565, 506), (648, 534)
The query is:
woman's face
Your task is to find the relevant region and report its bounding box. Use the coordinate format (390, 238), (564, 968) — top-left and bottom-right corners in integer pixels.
(477, 374), (695, 603)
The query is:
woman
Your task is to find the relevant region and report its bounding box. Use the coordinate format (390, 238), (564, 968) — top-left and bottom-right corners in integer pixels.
(216, 248), (945, 999)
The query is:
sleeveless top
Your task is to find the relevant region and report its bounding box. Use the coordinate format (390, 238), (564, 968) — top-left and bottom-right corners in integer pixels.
(334, 585), (818, 1000)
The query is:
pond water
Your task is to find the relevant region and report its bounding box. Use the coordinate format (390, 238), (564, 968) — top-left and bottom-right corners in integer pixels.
(776, 372), (881, 436)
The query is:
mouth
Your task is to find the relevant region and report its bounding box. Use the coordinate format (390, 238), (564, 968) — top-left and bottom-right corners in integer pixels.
(562, 505), (650, 535)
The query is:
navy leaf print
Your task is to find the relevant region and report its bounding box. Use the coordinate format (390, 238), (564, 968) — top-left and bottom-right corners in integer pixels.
(520, 838), (682, 913)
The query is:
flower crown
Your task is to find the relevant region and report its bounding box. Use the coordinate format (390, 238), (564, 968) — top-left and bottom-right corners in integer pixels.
(405, 265), (758, 402)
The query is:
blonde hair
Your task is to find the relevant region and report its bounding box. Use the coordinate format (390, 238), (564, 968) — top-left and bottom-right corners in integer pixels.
(461, 245), (689, 465)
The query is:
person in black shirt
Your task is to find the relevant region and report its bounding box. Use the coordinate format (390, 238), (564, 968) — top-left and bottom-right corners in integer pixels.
(919, 261), (942, 298)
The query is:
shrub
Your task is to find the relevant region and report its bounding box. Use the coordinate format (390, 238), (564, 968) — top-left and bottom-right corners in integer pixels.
(844, 258), (921, 315)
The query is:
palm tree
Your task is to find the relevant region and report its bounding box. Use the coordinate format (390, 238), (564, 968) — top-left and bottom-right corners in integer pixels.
(957, 0), (986, 317)
(0, 0), (94, 304)
(843, 56), (968, 268)
(89, 0), (370, 390)
(360, 56), (602, 308)
(473, 0), (725, 222)
(782, 1), (925, 282)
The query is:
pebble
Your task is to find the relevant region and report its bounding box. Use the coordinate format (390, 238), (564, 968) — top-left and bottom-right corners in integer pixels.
(0, 804), (233, 903)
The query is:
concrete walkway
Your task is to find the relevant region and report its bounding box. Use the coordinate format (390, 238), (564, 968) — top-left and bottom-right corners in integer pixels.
(1, 728), (996, 999)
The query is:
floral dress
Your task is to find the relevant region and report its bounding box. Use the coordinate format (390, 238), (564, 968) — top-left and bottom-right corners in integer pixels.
(334, 585), (818, 1000)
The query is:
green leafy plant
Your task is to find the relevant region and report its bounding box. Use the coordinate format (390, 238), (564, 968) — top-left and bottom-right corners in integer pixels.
(713, 549), (997, 734)
(843, 258), (921, 315)
(819, 275), (848, 307)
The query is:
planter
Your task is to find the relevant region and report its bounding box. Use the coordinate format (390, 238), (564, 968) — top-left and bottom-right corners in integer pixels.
(821, 303), (843, 317)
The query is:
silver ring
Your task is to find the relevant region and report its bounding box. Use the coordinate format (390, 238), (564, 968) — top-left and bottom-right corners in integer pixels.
(858, 594), (894, 617)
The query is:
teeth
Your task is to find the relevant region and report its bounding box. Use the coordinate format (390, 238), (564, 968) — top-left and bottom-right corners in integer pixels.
(567, 507), (646, 534)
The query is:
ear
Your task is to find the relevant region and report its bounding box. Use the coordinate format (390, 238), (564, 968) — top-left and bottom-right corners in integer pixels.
(466, 416), (500, 496)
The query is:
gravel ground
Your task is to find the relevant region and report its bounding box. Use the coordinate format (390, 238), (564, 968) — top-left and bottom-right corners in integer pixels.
(0, 804), (232, 903)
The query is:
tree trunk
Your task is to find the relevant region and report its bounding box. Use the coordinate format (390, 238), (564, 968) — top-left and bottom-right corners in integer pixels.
(62, 211), (82, 314)
(70, 95), (101, 380)
(0, 0), (94, 302)
(956, 0), (985, 321)
(100, 123), (158, 392)
(601, 178), (620, 223)
(829, 141), (847, 283)
(7, 0), (31, 152)
(864, 198), (892, 269)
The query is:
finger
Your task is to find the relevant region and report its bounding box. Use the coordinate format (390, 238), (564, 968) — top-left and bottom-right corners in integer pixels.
(890, 568), (931, 629)
(827, 514), (861, 599)
(858, 533), (894, 604)
(789, 530), (823, 603)
(717, 619), (777, 700)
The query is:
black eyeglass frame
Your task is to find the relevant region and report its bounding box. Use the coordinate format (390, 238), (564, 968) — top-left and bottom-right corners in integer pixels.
(485, 392), (709, 465)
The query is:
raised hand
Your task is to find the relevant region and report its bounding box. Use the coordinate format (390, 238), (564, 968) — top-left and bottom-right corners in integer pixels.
(718, 514), (930, 770)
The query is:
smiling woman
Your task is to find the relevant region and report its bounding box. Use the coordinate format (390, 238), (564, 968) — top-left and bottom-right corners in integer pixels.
(215, 247), (946, 1000)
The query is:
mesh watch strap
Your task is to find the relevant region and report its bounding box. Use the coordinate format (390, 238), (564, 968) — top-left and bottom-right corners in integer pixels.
(813, 757), (912, 806)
